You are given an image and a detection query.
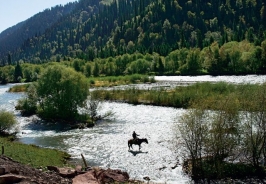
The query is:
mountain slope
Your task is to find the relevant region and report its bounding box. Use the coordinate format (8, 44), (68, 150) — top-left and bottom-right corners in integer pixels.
(1, 0), (266, 64)
(0, 2), (77, 63)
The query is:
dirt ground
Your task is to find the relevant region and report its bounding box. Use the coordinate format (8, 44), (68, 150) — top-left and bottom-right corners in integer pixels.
(0, 155), (72, 184)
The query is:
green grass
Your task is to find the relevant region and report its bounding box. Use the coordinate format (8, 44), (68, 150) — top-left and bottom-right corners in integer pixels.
(8, 83), (30, 92)
(0, 137), (71, 169)
(92, 82), (266, 109)
(89, 74), (155, 87)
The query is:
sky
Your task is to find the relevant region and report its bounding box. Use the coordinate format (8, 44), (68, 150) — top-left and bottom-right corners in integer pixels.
(0, 0), (77, 33)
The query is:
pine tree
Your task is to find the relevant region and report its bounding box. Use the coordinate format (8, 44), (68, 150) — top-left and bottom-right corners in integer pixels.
(14, 62), (23, 82)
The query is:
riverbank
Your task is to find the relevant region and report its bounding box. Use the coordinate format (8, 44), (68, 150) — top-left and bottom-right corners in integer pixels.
(0, 136), (71, 168)
(0, 154), (151, 184)
(92, 81), (266, 109)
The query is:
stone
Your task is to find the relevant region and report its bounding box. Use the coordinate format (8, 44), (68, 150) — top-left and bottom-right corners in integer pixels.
(58, 167), (77, 178)
(75, 165), (83, 173)
(72, 171), (98, 184)
(96, 168), (129, 183)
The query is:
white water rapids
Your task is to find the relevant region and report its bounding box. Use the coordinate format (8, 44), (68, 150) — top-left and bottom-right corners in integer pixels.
(1, 75), (266, 183)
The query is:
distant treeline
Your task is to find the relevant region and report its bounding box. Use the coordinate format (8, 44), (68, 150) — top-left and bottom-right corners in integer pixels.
(1, 39), (266, 84)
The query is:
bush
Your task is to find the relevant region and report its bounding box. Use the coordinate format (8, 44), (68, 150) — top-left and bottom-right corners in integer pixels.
(0, 110), (17, 133)
(36, 65), (89, 121)
(16, 98), (37, 116)
(16, 84), (38, 116)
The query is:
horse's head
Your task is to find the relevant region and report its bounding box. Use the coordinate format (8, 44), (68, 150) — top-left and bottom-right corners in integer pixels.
(144, 138), (148, 144)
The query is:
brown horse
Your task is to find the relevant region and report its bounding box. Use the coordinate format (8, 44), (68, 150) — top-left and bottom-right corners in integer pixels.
(128, 138), (148, 150)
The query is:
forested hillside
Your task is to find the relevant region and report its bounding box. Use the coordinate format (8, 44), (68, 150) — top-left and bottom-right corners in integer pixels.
(0, 0), (266, 75)
(0, 2), (77, 61)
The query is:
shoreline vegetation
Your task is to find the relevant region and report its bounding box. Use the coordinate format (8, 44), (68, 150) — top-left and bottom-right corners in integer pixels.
(91, 81), (265, 108)
(8, 74), (156, 92)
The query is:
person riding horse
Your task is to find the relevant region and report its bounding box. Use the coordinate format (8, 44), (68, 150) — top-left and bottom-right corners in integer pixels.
(132, 131), (139, 142)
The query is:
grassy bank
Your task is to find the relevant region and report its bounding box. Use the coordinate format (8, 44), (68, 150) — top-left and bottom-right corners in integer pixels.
(92, 82), (266, 109)
(8, 74), (155, 92)
(88, 74), (155, 87)
(8, 83), (31, 92)
(0, 137), (71, 169)
(91, 82), (234, 108)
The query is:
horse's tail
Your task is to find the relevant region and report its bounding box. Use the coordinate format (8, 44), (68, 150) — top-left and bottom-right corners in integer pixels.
(128, 139), (131, 150)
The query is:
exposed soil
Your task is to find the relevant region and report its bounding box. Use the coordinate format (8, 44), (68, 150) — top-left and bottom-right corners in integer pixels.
(0, 155), (71, 184)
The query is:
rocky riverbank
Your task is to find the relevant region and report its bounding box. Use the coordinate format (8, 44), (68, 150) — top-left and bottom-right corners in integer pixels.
(0, 155), (148, 184)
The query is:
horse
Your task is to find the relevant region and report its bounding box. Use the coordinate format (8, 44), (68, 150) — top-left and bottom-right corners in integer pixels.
(128, 138), (148, 150)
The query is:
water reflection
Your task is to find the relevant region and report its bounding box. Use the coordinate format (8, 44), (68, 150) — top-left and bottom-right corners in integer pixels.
(128, 150), (149, 156)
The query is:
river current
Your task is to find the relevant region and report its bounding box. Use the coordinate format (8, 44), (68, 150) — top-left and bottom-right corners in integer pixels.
(1, 75), (266, 183)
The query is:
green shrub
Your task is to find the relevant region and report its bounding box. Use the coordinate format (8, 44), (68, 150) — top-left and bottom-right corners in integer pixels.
(0, 111), (17, 133)
(16, 84), (38, 116)
(89, 79), (95, 85)
(16, 98), (37, 116)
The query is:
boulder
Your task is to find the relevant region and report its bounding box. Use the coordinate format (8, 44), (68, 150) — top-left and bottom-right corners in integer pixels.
(72, 171), (98, 184)
(75, 165), (83, 173)
(96, 168), (129, 183)
(58, 167), (76, 178)
(47, 166), (76, 178)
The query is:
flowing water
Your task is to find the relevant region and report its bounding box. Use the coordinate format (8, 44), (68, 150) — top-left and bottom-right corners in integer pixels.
(1, 75), (266, 183)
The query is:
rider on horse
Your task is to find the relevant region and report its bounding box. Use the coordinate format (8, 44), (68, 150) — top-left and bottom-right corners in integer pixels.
(132, 131), (139, 142)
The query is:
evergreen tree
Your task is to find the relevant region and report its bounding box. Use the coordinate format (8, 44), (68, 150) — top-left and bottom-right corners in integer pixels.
(14, 62), (23, 82)
(7, 54), (12, 65)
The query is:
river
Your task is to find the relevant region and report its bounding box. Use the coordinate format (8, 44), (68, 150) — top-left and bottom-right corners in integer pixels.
(1, 75), (266, 183)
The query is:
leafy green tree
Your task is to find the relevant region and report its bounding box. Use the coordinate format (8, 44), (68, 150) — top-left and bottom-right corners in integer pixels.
(0, 65), (15, 84)
(36, 64), (89, 121)
(126, 58), (150, 74)
(73, 59), (82, 72)
(84, 62), (92, 77)
(23, 67), (33, 82)
(0, 110), (17, 133)
(179, 49), (201, 75)
(164, 50), (179, 75)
